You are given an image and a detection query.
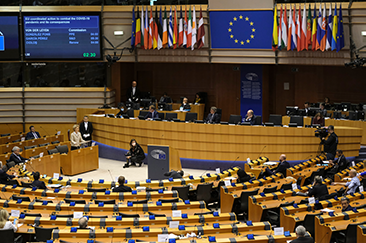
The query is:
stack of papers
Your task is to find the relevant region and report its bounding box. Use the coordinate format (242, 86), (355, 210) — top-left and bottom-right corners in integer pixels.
(263, 162), (278, 166)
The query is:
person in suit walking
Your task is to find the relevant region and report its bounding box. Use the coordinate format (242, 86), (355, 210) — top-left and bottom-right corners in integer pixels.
(79, 116), (93, 144)
(25, 126), (41, 140)
(205, 107), (221, 124)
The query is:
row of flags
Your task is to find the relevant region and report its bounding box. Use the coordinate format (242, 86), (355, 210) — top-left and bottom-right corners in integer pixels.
(272, 3), (345, 52)
(131, 6), (205, 50)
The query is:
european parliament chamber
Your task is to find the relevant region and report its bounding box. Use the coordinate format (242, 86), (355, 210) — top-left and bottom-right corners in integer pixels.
(1, 0), (366, 243)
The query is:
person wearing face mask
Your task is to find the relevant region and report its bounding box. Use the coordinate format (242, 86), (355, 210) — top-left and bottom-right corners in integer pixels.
(123, 139), (146, 168)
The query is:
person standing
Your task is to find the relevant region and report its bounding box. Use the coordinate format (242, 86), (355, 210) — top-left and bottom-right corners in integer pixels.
(79, 116), (93, 144)
(126, 80), (140, 103)
(321, 125), (338, 160)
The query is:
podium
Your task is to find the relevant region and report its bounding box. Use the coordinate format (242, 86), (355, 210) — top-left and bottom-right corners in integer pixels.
(147, 145), (182, 180)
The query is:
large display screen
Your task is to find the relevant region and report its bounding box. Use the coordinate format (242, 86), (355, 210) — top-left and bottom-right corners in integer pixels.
(0, 14), (20, 60)
(23, 13), (102, 60)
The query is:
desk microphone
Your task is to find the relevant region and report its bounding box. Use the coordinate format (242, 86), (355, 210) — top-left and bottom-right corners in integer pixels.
(39, 126), (50, 137)
(108, 170), (115, 184)
(257, 146), (267, 159)
(226, 156), (240, 170)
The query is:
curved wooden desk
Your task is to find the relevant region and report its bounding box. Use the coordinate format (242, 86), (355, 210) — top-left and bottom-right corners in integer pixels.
(89, 116), (363, 161)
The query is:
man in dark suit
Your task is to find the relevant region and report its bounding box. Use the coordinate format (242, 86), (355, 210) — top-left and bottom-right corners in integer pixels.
(335, 150), (348, 171)
(242, 109), (256, 125)
(112, 176), (132, 192)
(79, 116), (93, 142)
(307, 176), (329, 200)
(265, 154), (290, 177)
(0, 165), (16, 184)
(304, 102), (311, 116)
(164, 170), (184, 179)
(341, 197), (354, 212)
(126, 80), (140, 103)
(321, 125), (338, 160)
(9, 146), (28, 164)
(25, 126), (41, 140)
(180, 97), (191, 111)
(205, 107), (221, 124)
(319, 103), (327, 117)
(144, 105), (159, 120)
(291, 226), (314, 243)
(31, 171), (47, 190)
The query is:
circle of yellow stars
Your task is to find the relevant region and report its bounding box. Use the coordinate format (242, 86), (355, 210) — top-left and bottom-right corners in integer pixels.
(228, 15), (255, 46)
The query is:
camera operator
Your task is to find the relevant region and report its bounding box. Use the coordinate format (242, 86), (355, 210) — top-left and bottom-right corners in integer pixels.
(321, 125), (338, 160)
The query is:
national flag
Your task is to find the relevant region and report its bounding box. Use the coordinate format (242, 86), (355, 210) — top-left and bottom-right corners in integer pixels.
(331, 4), (338, 51)
(287, 6), (293, 51)
(311, 6), (317, 50)
(153, 8), (159, 49)
(306, 4), (312, 49)
(191, 7), (197, 50)
(162, 7), (168, 47)
(291, 5), (297, 50)
(144, 7), (148, 50)
(326, 4), (333, 50)
(277, 6), (282, 50)
(148, 7), (153, 49)
(296, 5), (301, 51)
(131, 7), (136, 47)
(197, 7), (205, 49)
(141, 7), (145, 48)
(320, 4), (327, 51)
(183, 6), (188, 47)
(301, 4), (306, 51)
(281, 6), (288, 49)
(337, 4), (344, 52)
(168, 7), (173, 48)
(187, 7), (192, 48)
(173, 7), (178, 49)
(272, 6), (278, 50)
(316, 4), (322, 50)
(178, 7), (184, 47)
(135, 7), (141, 46)
(157, 7), (163, 50)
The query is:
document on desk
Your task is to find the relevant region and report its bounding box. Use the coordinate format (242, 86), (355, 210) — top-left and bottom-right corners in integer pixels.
(320, 208), (335, 213)
(263, 162), (278, 166)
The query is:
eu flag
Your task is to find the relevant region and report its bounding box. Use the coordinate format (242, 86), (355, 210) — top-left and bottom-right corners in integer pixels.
(210, 11), (273, 49)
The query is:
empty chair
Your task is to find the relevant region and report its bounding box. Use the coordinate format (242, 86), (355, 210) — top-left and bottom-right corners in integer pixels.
(185, 113), (197, 122)
(334, 221), (366, 243)
(87, 188), (106, 193)
(158, 198), (179, 203)
(194, 211), (213, 216)
(303, 213), (323, 238)
(165, 113), (177, 121)
(20, 181), (33, 188)
(228, 115), (242, 125)
(158, 112), (165, 120)
(34, 199), (53, 204)
(12, 195), (31, 202)
(262, 186), (278, 194)
(51, 140), (60, 144)
(24, 145), (35, 150)
(280, 182), (293, 191)
(51, 214), (73, 218)
(87, 215), (108, 218)
(12, 139), (20, 143)
(126, 109), (134, 118)
(139, 110), (149, 118)
(172, 186), (189, 201)
(64, 199), (86, 204)
(234, 188), (259, 216)
(297, 176), (303, 187)
(56, 145), (69, 154)
(31, 155), (40, 159)
(122, 114), (129, 119)
(128, 199), (148, 204)
(48, 149), (59, 155)
(254, 115), (262, 125)
(269, 114), (282, 126)
(289, 116), (304, 127)
(196, 183), (213, 205)
(1, 133), (10, 137)
(148, 211), (166, 217)
(265, 201), (295, 226)
(119, 212), (140, 218)
(94, 199), (116, 205)
(35, 226), (58, 242)
(38, 143), (49, 147)
(0, 229), (22, 243)
(24, 213), (42, 217)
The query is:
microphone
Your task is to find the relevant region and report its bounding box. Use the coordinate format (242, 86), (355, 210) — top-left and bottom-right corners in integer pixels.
(108, 170), (114, 182)
(226, 156), (240, 170)
(257, 146), (267, 159)
(39, 126), (49, 137)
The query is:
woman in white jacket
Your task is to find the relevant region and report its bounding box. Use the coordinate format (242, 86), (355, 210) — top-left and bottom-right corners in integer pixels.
(0, 209), (17, 232)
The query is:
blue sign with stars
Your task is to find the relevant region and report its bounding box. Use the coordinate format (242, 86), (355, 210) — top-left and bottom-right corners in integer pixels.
(209, 11), (273, 49)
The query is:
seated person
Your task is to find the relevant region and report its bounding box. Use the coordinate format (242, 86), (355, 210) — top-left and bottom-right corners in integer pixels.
(194, 93), (203, 104)
(112, 176), (132, 192)
(236, 169), (251, 183)
(31, 171), (47, 190)
(336, 149), (348, 171)
(9, 146), (28, 164)
(116, 102), (127, 117)
(324, 97), (331, 110)
(26, 125), (41, 140)
(334, 169), (360, 195)
(123, 139), (146, 168)
(319, 103), (327, 117)
(312, 113), (325, 126)
(242, 109), (256, 125)
(292, 225), (314, 243)
(325, 159), (339, 180)
(265, 154), (290, 176)
(159, 92), (172, 103)
(78, 217), (92, 229)
(144, 105), (159, 120)
(0, 209), (17, 232)
(304, 102), (311, 116)
(180, 97), (191, 111)
(307, 176), (329, 200)
(70, 124), (86, 151)
(341, 197), (354, 212)
(0, 165), (16, 184)
(205, 107), (221, 124)
(164, 170), (184, 179)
